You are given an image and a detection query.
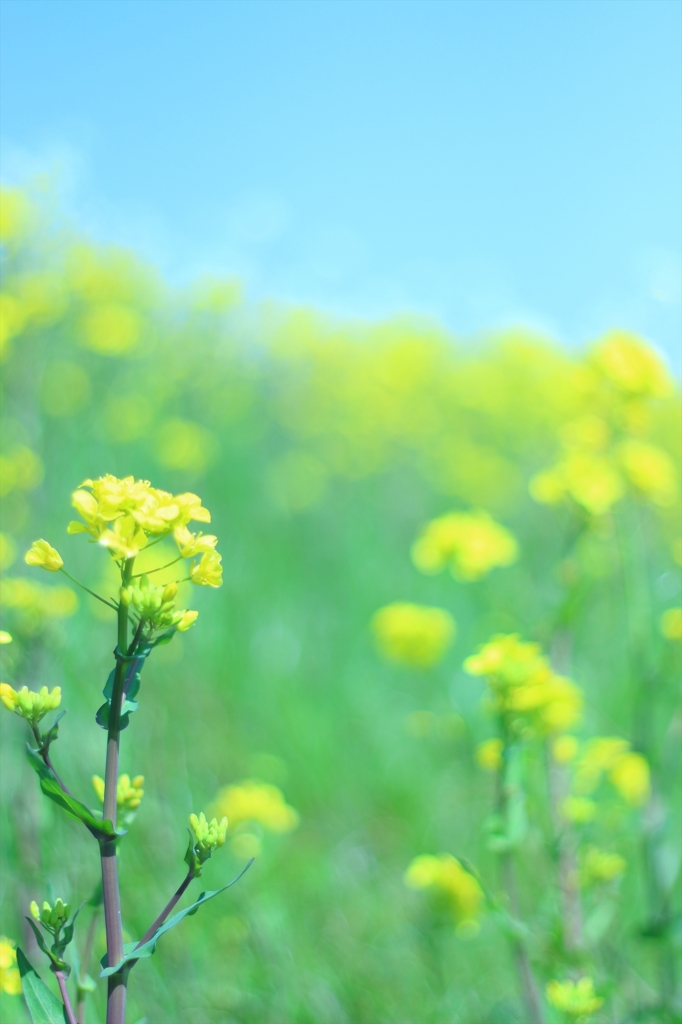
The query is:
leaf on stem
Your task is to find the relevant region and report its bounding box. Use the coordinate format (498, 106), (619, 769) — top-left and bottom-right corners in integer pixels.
(25, 745), (125, 839)
(25, 919), (69, 974)
(100, 860), (254, 977)
(16, 947), (68, 1024)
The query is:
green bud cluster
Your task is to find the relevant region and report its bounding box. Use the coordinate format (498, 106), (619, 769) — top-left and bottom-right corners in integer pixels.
(120, 576), (199, 633)
(30, 897), (70, 934)
(189, 811), (228, 865)
(0, 683), (61, 724)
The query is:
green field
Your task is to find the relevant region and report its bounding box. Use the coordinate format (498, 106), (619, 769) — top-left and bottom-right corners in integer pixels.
(0, 187), (680, 1024)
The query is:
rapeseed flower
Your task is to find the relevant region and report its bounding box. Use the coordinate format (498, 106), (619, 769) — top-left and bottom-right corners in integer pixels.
(372, 602), (455, 668)
(411, 510), (518, 581)
(573, 737), (650, 807)
(546, 976), (603, 1019)
(619, 439), (678, 506)
(189, 811), (228, 863)
(213, 780), (299, 833)
(25, 539), (63, 572)
(0, 936), (21, 996)
(0, 683), (61, 724)
(591, 330), (671, 398)
(405, 853), (484, 934)
(92, 773), (144, 813)
(661, 607), (682, 640)
(189, 550), (223, 587)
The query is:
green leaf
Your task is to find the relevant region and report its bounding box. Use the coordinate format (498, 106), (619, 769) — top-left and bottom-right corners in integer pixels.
(25, 745), (124, 839)
(41, 711), (67, 752)
(96, 656), (146, 730)
(25, 919), (69, 974)
(16, 947), (68, 1024)
(100, 860), (254, 977)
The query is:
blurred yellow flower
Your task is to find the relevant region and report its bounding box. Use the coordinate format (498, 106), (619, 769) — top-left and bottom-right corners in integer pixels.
(552, 735), (579, 764)
(660, 607), (682, 640)
(573, 737), (650, 807)
(0, 936), (21, 995)
(25, 539), (63, 572)
(155, 418), (217, 473)
(411, 509), (518, 581)
(561, 796), (598, 823)
(213, 780), (299, 834)
(546, 977), (603, 1019)
(93, 773), (144, 812)
(619, 439), (678, 506)
(405, 853), (484, 934)
(609, 752), (650, 806)
(591, 330), (671, 398)
(79, 302), (141, 356)
(372, 602), (455, 668)
(580, 846), (626, 885)
(0, 631), (12, 644)
(475, 738), (503, 772)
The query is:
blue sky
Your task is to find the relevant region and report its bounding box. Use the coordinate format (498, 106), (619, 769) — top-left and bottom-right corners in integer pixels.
(1, 0), (680, 366)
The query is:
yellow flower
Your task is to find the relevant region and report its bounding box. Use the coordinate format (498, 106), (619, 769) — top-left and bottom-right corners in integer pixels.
(189, 811), (228, 860)
(619, 439), (678, 506)
(475, 738), (503, 772)
(190, 550), (223, 587)
(661, 608), (682, 640)
(609, 751), (650, 806)
(0, 683), (61, 723)
(411, 510), (517, 581)
(372, 602), (455, 668)
(92, 773), (144, 812)
(546, 977), (603, 1019)
(552, 735), (579, 764)
(0, 631), (12, 645)
(591, 330), (671, 398)
(580, 846), (626, 885)
(561, 796), (598, 823)
(212, 780), (299, 833)
(405, 853), (484, 934)
(25, 539), (63, 572)
(176, 609), (199, 632)
(174, 525), (218, 559)
(0, 936), (21, 996)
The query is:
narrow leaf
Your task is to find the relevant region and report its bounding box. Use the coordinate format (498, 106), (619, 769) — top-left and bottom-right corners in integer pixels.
(25, 919), (68, 974)
(100, 860), (254, 976)
(16, 947), (68, 1024)
(25, 745), (124, 838)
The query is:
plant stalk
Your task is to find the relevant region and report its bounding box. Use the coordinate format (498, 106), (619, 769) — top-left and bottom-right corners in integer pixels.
(135, 870), (194, 950)
(76, 905), (101, 1024)
(53, 968), (78, 1024)
(101, 557), (134, 1024)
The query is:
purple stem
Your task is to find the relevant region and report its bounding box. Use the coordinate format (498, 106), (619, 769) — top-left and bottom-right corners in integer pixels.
(135, 870), (194, 950)
(54, 969), (78, 1024)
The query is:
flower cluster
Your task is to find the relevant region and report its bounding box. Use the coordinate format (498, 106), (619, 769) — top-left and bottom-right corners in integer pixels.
(0, 682), (61, 724)
(404, 854), (484, 934)
(29, 897), (70, 935)
(120, 577), (198, 633)
(464, 634), (582, 736)
(371, 602), (455, 668)
(0, 937), (21, 996)
(411, 510), (518, 581)
(92, 773), (144, 813)
(212, 780), (299, 834)
(579, 846), (626, 886)
(546, 976), (603, 1020)
(189, 811), (228, 864)
(568, 737), (650, 810)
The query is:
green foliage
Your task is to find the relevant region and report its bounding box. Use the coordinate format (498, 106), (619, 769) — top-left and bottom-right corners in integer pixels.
(16, 948), (68, 1024)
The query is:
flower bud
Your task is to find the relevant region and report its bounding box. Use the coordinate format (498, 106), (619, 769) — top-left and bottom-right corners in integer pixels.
(25, 539), (64, 572)
(29, 901), (40, 921)
(162, 582), (178, 603)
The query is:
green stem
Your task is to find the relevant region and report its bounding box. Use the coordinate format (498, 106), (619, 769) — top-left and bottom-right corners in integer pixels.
(60, 569), (118, 612)
(76, 905), (100, 1024)
(101, 557), (134, 1024)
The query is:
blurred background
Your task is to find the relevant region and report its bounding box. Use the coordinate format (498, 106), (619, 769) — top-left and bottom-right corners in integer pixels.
(0, 2), (680, 1023)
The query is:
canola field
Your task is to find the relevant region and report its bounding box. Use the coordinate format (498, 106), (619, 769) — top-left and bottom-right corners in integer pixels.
(0, 186), (680, 1024)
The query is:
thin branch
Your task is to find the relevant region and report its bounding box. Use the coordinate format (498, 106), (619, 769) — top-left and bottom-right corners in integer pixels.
(131, 555), (182, 578)
(135, 870), (194, 950)
(60, 569), (119, 612)
(53, 968), (78, 1024)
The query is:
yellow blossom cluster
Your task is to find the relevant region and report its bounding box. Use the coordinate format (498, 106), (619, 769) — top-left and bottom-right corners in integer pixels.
(546, 977), (603, 1019)
(212, 780), (299, 834)
(579, 846), (626, 886)
(0, 682), (61, 724)
(531, 333), (679, 517)
(371, 602), (456, 668)
(0, 936), (21, 996)
(411, 510), (518, 581)
(404, 854), (484, 934)
(29, 897), (70, 932)
(92, 773), (145, 813)
(464, 634), (583, 735)
(189, 811), (228, 861)
(568, 737), (650, 809)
